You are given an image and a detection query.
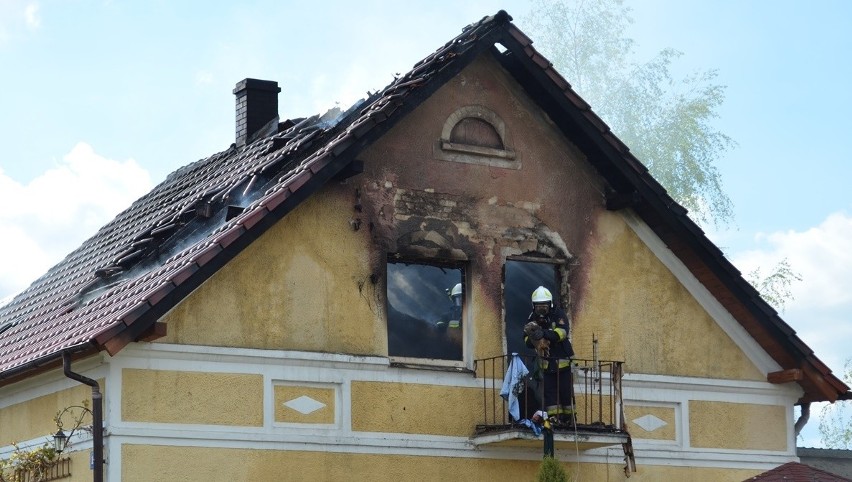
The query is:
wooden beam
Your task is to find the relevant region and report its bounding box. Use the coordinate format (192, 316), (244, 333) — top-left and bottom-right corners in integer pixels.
(767, 368), (802, 384)
(605, 191), (641, 211)
(137, 322), (167, 342)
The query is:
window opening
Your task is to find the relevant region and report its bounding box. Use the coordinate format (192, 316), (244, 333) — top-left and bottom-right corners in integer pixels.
(387, 259), (464, 361)
(504, 259), (559, 356)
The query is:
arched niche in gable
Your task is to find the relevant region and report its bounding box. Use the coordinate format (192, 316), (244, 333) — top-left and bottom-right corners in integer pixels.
(434, 105), (520, 169)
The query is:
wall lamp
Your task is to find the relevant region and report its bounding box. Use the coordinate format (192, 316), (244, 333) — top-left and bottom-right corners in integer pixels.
(52, 404), (93, 454)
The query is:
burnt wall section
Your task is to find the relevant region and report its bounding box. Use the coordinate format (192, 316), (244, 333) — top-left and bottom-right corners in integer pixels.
(355, 53), (608, 358)
(364, 182), (570, 264)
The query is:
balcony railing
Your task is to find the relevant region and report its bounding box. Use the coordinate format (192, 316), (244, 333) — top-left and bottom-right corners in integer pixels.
(472, 353), (634, 468)
(474, 353), (626, 431)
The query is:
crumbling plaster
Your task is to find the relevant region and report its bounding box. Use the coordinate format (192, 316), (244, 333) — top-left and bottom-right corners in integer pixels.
(358, 53), (605, 358)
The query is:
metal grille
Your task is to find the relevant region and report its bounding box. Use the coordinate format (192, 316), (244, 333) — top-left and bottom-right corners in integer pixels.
(474, 354), (626, 433)
(13, 457), (71, 481)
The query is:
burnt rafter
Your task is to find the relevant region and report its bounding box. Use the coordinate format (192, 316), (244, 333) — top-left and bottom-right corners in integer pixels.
(605, 190), (642, 211)
(86, 112), (344, 288)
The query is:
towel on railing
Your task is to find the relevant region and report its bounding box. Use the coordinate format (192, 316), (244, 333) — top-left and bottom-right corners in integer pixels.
(500, 353), (529, 422)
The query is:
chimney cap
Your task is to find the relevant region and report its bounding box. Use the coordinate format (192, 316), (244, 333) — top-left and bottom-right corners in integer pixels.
(233, 78), (281, 95)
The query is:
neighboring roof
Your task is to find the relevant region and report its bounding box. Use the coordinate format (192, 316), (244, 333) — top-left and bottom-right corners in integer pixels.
(799, 448), (852, 479)
(0, 11), (848, 402)
(746, 462), (852, 481)
(800, 448), (852, 460)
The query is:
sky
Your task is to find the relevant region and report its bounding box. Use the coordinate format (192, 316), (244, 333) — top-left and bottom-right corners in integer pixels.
(1, 0), (850, 448)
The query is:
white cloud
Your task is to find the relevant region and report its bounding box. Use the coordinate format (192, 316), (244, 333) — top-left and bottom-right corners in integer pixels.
(733, 212), (852, 310)
(0, 142), (153, 299)
(0, 0), (39, 45)
(24, 3), (40, 30)
(195, 70), (214, 85)
(731, 212), (852, 448)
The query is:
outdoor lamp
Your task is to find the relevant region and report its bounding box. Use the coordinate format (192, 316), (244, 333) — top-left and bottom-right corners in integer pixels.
(52, 429), (67, 454)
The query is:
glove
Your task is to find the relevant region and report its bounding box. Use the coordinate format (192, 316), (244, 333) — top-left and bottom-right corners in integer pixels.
(543, 329), (559, 342)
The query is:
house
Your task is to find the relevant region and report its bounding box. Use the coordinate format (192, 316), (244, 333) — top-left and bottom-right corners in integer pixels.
(1, 10), (849, 482)
(798, 448), (852, 479)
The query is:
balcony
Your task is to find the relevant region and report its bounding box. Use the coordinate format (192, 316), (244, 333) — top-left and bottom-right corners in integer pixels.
(472, 354), (635, 469)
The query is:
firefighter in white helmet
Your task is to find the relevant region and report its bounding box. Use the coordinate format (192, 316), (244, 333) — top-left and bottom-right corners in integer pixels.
(523, 286), (575, 425)
(436, 283), (463, 332)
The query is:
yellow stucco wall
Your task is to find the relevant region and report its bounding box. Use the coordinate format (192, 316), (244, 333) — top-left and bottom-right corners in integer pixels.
(625, 405), (677, 441)
(351, 381), (482, 436)
(579, 462), (760, 482)
(120, 444), (763, 482)
(122, 444), (540, 482)
(158, 186), (384, 356)
(63, 451), (92, 482)
(274, 384), (336, 424)
(122, 369), (263, 426)
(690, 400), (787, 450)
(575, 212), (765, 381)
(0, 381), (102, 445)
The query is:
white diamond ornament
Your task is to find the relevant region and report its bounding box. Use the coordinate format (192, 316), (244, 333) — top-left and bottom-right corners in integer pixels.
(284, 395), (326, 415)
(633, 414), (667, 432)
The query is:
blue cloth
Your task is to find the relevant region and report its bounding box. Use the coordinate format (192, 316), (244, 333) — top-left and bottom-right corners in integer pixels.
(500, 353), (529, 422)
(520, 418), (543, 436)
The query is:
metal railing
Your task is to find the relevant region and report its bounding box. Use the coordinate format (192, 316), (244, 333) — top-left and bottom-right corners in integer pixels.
(473, 354), (626, 434)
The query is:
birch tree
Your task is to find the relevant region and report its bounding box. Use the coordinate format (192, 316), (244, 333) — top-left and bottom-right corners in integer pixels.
(524, 0), (735, 227)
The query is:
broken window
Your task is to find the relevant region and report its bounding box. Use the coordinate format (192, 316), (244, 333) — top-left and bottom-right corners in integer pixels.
(386, 258), (464, 362)
(504, 259), (560, 356)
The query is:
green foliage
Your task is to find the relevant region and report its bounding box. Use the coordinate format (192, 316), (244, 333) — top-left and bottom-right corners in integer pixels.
(819, 359), (852, 448)
(536, 456), (569, 482)
(0, 400), (90, 482)
(0, 443), (58, 482)
(746, 258), (803, 313)
(523, 0), (735, 227)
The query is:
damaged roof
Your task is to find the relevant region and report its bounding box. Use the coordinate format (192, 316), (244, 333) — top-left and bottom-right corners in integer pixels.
(0, 11), (848, 403)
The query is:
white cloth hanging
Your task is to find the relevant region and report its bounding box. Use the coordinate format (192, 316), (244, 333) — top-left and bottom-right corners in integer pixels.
(500, 353), (529, 422)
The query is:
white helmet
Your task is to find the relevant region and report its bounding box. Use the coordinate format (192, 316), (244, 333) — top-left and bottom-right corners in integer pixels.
(450, 283), (463, 298)
(531, 286), (553, 307)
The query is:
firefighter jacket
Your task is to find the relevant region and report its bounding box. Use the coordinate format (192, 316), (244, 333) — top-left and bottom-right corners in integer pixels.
(525, 307), (575, 361)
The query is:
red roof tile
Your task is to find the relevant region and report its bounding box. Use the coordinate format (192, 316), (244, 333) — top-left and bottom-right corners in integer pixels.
(747, 462), (852, 481)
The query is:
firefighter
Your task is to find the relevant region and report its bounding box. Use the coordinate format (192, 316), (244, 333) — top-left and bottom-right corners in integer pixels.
(436, 283), (463, 332)
(524, 286), (575, 425)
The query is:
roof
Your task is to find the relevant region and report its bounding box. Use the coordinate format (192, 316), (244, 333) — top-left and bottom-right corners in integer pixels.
(0, 11), (848, 402)
(746, 462), (852, 481)
(799, 448), (852, 460)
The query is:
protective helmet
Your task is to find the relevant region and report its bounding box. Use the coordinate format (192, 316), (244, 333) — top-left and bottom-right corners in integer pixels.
(448, 283), (463, 308)
(531, 286), (553, 307)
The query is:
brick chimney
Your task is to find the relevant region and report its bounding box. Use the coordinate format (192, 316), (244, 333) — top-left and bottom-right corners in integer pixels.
(233, 78), (281, 147)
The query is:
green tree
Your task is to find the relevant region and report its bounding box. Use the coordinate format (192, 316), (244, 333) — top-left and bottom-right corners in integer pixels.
(746, 258), (802, 313)
(523, 0), (735, 227)
(536, 455), (569, 482)
(819, 359), (852, 448)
